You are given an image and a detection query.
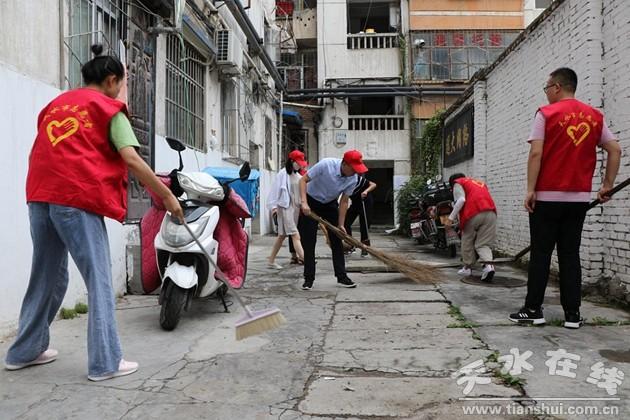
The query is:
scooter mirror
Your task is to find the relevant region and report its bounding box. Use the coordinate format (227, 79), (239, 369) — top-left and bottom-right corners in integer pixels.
(166, 137), (186, 152)
(239, 161), (251, 181)
(165, 137), (186, 171)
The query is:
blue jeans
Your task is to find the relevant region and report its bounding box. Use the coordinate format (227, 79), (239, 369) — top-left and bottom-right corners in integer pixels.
(5, 203), (122, 376)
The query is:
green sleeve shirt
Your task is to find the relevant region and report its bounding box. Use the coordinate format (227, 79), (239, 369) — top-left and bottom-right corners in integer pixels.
(109, 112), (140, 151)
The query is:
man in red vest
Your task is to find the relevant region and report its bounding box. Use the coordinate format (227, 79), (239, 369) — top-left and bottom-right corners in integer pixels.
(509, 67), (621, 329)
(446, 174), (497, 281)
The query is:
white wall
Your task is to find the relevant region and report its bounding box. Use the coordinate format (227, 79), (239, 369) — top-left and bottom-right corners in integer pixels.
(317, 0), (401, 84)
(154, 10), (278, 235)
(523, 0), (548, 27)
(443, 0), (630, 291)
(0, 65), (129, 335)
(601, 0), (630, 286)
(0, 0), (61, 88)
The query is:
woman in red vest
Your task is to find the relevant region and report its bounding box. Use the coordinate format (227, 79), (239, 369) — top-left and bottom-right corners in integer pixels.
(4, 45), (183, 381)
(446, 173), (497, 281)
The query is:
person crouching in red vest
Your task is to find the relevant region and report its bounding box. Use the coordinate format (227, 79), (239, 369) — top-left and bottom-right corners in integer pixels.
(446, 174), (498, 281)
(4, 44), (184, 381)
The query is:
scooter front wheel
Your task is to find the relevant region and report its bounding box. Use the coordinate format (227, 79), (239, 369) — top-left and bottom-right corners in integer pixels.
(159, 281), (189, 331)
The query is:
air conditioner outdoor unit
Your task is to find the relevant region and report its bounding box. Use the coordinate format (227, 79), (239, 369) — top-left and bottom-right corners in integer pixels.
(216, 29), (243, 74)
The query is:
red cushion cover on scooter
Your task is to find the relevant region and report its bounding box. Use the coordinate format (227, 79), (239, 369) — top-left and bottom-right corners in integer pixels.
(141, 175), (171, 293)
(214, 189), (251, 289)
(141, 177), (251, 293)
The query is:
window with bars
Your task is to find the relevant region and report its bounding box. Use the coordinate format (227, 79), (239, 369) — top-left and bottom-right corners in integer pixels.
(165, 35), (206, 152)
(221, 79), (239, 157)
(64, 0), (127, 89)
(277, 49), (317, 90)
(411, 31), (519, 81)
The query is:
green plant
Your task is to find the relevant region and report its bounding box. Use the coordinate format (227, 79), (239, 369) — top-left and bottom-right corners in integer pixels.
(547, 319), (564, 327)
(399, 111), (444, 236)
(494, 369), (526, 387)
(589, 316), (628, 326)
(74, 302), (88, 314)
(486, 351), (500, 363)
(412, 111), (444, 178)
(447, 321), (479, 329)
(447, 305), (466, 322)
(60, 308), (77, 320)
(397, 175), (430, 236)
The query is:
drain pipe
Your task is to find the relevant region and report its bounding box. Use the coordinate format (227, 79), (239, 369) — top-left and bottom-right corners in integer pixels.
(222, 0), (286, 91)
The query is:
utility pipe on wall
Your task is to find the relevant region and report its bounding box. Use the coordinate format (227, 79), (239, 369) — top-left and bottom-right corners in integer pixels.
(223, 0), (286, 91)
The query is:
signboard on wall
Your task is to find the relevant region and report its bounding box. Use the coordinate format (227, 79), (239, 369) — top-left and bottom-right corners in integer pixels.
(335, 131), (347, 145)
(443, 105), (474, 167)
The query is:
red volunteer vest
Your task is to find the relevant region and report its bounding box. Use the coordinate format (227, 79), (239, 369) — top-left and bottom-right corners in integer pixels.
(455, 178), (496, 230)
(536, 99), (603, 193)
(26, 88), (129, 222)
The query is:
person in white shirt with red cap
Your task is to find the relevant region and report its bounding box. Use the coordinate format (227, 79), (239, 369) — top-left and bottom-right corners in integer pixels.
(267, 150), (308, 269)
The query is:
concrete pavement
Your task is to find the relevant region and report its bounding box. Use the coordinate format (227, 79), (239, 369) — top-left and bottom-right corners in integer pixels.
(0, 231), (628, 419)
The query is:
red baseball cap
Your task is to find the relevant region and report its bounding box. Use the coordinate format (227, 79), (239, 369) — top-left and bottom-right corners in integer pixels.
(288, 150), (308, 168)
(343, 150), (368, 174)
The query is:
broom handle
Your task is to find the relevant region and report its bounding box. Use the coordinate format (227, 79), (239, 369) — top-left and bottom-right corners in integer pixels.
(308, 212), (367, 250)
(361, 198), (370, 243)
(182, 220), (254, 317)
(512, 176), (630, 261)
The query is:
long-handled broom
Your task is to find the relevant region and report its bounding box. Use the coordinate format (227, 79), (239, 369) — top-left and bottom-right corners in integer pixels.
(182, 220), (286, 340)
(307, 212), (438, 283)
(481, 176), (630, 264)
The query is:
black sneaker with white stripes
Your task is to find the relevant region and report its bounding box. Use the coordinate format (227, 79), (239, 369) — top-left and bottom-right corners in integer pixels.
(509, 307), (545, 325)
(564, 311), (584, 329)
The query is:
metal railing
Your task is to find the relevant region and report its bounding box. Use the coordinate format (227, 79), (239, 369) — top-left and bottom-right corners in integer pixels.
(348, 116), (405, 131)
(63, 0), (126, 89)
(347, 33), (399, 50)
(165, 35), (206, 152)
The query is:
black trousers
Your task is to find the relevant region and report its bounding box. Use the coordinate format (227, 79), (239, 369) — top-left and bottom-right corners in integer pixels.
(344, 195), (373, 243)
(525, 201), (588, 312)
(301, 195), (347, 281)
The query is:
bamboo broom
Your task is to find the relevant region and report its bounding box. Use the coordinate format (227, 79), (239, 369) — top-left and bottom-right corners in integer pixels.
(307, 212), (439, 283)
(182, 220), (286, 340)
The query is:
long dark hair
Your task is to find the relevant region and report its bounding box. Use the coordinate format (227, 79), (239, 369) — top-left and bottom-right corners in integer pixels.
(81, 44), (125, 85)
(285, 158), (295, 175)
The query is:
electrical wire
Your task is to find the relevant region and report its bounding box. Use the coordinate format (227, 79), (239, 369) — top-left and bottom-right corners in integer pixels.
(362, 0), (374, 33)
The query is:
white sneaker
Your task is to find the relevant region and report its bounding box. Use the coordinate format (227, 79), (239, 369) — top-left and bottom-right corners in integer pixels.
(5, 349), (58, 370)
(88, 359), (138, 382)
(481, 264), (495, 282)
(457, 266), (472, 276)
(267, 261), (283, 269)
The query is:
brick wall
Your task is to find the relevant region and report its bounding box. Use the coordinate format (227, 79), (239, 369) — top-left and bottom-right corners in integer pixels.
(443, 0), (630, 300)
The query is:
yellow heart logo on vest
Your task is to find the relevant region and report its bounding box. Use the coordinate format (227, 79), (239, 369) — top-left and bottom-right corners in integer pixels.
(566, 122), (591, 147)
(46, 117), (80, 147)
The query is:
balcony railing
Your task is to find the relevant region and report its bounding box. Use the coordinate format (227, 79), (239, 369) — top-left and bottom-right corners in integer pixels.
(348, 115), (405, 131)
(347, 33), (399, 50)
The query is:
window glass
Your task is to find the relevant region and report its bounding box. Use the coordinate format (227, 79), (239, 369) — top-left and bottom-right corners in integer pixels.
(411, 30), (520, 81)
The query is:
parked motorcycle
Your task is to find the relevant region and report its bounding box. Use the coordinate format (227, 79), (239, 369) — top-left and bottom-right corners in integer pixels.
(154, 137), (251, 330)
(409, 179), (460, 258)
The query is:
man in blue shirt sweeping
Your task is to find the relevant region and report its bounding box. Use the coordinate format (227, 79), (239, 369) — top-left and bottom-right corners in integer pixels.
(298, 150), (368, 290)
